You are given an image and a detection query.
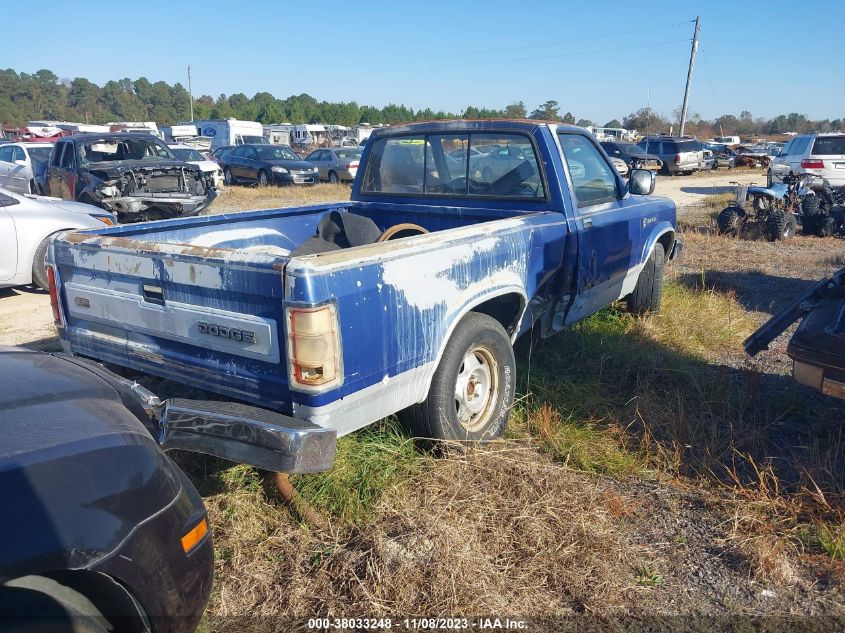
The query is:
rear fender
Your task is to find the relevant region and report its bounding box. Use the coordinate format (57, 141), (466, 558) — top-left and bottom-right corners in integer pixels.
(420, 286), (528, 401)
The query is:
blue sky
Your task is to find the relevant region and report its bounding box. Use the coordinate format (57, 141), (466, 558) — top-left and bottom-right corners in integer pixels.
(5, 0), (843, 123)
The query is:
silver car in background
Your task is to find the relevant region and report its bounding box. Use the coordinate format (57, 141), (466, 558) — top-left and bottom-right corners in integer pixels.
(305, 147), (363, 183)
(0, 142), (54, 194)
(0, 187), (115, 289)
(771, 133), (845, 187)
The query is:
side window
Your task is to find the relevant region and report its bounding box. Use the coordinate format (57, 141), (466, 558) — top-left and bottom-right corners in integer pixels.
(0, 146), (12, 163)
(361, 136), (425, 194)
(795, 137), (812, 156)
(50, 144), (64, 166)
(232, 145), (246, 158)
(468, 133), (544, 197)
(641, 141), (661, 154)
(60, 144), (75, 169)
(245, 147), (258, 160)
(779, 139), (793, 157)
(12, 146), (25, 162)
(558, 134), (619, 208)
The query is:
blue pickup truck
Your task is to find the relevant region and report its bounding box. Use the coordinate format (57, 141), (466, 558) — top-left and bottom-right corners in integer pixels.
(47, 120), (681, 471)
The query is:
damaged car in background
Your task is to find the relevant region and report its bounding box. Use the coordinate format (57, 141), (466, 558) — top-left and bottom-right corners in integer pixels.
(46, 133), (216, 223)
(745, 268), (845, 400)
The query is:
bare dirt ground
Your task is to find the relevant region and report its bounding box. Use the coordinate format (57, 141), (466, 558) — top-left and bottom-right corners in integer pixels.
(654, 168), (763, 212)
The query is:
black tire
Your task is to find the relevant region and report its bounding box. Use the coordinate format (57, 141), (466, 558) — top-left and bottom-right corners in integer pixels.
(32, 235), (56, 290)
(257, 170), (269, 187)
(401, 312), (515, 441)
(627, 242), (665, 314)
(223, 168), (233, 185)
(764, 210), (796, 241)
(328, 170), (339, 184)
(814, 216), (835, 238)
(717, 207), (742, 236)
(801, 195), (823, 217)
(0, 586), (109, 633)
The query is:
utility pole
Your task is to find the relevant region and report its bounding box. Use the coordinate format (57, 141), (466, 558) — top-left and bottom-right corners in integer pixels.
(679, 16), (700, 137)
(188, 65), (194, 121)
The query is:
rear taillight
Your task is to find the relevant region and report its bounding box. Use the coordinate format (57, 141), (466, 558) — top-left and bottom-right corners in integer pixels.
(674, 154), (681, 164)
(801, 159), (825, 169)
(286, 304), (342, 391)
(46, 265), (62, 326)
(348, 161), (359, 169)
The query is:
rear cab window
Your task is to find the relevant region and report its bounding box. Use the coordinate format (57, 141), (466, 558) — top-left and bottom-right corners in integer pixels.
(361, 132), (545, 199)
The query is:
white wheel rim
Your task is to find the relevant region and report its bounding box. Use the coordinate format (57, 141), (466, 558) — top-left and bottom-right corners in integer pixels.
(454, 346), (499, 432)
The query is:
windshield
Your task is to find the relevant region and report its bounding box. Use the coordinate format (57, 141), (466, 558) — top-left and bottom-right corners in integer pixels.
(256, 145), (299, 160)
(27, 146), (53, 163)
(334, 148), (362, 160)
(173, 147), (205, 162)
(623, 144), (647, 156)
(80, 137), (176, 164)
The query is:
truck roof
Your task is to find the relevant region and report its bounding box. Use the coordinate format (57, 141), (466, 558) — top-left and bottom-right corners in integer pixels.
(369, 119), (584, 138)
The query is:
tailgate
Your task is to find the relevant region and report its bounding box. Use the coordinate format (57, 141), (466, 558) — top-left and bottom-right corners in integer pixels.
(52, 235), (294, 412)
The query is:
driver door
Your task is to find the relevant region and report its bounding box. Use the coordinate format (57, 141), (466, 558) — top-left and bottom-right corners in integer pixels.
(557, 132), (646, 324)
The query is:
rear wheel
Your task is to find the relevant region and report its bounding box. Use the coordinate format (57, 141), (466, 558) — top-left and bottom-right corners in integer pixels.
(626, 242), (665, 314)
(764, 210), (797, 241)
(223, 168), (233, 185)
(31, 234), (59, 290)
(401, 312), (514, 441)
(717, 207), (742, 236)
(328, 170), (339, 184)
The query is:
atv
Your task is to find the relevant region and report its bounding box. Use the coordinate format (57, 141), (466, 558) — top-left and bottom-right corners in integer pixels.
(796, 174), (845, 237)
(717, 172), (827, 241)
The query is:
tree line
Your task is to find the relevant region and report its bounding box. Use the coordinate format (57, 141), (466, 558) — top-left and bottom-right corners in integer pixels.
(1, 69), (840, 138)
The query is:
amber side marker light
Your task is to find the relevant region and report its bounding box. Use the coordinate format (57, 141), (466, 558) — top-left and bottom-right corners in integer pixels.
(180, 518), (209, 553)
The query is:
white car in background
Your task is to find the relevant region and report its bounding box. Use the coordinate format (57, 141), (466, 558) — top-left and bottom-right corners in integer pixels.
(169, 144), (224, 188)
(0, 187), (116, 290)
(0, 142), (54, 194)
(771, 133), (845, 187)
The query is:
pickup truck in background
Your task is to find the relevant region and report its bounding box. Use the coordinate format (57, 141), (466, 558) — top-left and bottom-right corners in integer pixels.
(48, 120), (681, 471)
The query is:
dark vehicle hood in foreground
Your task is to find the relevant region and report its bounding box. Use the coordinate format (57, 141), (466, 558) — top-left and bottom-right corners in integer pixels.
(0, 347), (185, 577)
(0, 347), (153, 459)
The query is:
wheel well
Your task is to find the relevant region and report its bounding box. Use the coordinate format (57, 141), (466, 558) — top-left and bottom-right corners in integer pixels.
(3, 571), (148, 632)
(657, 231), (674, 262)
(471, 293), (525, 338)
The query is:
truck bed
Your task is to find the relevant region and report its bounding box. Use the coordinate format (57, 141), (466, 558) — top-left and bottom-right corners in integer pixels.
(51, 202), (566, 429)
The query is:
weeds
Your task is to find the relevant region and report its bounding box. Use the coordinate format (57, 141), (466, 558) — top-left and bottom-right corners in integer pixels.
(635, 563), (664, 586)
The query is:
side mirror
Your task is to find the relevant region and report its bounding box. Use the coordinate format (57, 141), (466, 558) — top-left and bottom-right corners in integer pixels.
(628, 169), (656, 195)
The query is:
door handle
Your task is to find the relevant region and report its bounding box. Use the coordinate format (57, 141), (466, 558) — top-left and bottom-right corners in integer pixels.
(583, 217), (593, 229)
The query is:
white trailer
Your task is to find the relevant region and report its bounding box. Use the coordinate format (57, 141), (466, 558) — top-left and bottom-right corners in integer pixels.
(192, 119), (267, 151)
